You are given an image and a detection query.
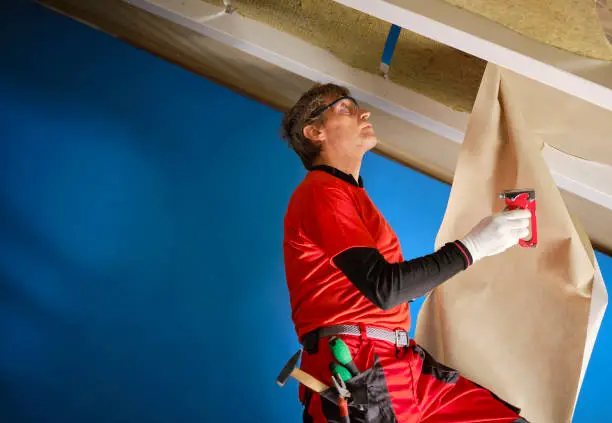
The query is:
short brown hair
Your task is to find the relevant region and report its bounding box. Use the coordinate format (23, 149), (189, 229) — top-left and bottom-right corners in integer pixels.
(280, 83), (350, 170)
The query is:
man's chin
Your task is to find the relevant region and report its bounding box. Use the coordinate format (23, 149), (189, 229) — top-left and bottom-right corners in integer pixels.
(362, 134), (378, 150)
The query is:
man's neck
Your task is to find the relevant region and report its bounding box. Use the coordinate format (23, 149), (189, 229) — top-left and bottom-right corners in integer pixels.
(313, 155), (362, 183)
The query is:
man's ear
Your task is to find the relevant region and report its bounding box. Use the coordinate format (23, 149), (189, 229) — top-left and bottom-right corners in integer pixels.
(303, 122), (325, 145)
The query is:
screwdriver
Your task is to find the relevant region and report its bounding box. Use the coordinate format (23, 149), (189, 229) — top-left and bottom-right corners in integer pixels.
(329, 362), (352, 382)
(329, 336), (360, 377)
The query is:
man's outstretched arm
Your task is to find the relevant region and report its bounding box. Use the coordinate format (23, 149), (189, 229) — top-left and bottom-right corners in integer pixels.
(333, 241), (471, 310)
(304, 184), (531, 311)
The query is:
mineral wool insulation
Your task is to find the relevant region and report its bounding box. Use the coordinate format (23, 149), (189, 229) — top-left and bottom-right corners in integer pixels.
(201, 0), (612, 113)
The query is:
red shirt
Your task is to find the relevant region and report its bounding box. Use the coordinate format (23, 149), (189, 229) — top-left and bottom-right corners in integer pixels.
(283, 166), (411, 339)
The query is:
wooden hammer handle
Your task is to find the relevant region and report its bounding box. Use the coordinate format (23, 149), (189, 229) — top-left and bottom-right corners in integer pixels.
(291, 368), (330, 393)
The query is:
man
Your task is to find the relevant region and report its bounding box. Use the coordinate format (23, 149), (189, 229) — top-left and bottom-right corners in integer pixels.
(280, 83), (531, 423)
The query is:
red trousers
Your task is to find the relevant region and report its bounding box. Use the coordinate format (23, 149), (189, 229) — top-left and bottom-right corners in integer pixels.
(298, 329), (528, 423)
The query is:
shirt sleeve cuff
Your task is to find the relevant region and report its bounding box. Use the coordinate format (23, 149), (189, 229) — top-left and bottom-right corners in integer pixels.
(452, 240), (473, 268)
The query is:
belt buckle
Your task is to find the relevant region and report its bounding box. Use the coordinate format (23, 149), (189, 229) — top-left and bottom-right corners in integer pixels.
(394, 329), (408, 347)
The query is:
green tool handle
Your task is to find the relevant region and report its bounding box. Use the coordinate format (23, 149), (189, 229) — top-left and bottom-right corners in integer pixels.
(330, 362), (352, 382)
(329, 337), (360, 376)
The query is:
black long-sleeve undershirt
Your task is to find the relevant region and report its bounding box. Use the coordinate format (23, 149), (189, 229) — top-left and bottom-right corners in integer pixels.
(332, 242), (472, 310)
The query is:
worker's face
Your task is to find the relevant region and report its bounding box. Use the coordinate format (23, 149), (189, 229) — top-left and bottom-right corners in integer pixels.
(304, 95), (377, 157)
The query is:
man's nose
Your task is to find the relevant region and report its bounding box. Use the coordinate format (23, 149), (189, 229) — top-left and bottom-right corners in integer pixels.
(359, 109), (371, 120)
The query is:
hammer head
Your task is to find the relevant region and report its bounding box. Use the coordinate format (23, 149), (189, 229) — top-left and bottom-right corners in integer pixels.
(276, 349), (302, 387)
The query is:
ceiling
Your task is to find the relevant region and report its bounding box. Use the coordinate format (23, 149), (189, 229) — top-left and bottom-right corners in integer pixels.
(444, 0), (612, 60)
(36, 0), (612, 255)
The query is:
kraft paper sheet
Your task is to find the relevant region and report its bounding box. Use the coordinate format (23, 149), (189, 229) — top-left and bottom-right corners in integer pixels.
(414, 63), (608, 423)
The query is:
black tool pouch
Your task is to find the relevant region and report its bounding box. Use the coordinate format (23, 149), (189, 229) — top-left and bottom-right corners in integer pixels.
(319, 356), (398, 423)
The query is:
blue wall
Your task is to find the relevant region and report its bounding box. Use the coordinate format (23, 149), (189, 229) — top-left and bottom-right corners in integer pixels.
(1, 2), (611, 422)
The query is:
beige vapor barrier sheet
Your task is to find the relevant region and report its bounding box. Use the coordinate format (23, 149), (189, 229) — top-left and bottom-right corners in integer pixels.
(414, 63), (608, 423)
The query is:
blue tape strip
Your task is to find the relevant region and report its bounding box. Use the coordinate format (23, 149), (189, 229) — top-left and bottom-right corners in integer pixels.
(380, 24), (401, 69)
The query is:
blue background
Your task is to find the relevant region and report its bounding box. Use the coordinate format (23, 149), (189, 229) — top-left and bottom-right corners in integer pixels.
(1, 2), (610, 421)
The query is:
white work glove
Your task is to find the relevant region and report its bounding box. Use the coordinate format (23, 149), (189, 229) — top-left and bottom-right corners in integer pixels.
(460, 209), (532, 263)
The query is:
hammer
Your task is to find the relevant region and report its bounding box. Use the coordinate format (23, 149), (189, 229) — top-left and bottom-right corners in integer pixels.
(276, 349), (330, 393)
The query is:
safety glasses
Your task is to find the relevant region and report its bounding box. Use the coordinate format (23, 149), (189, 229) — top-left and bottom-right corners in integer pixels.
(307, 96), (360, 120)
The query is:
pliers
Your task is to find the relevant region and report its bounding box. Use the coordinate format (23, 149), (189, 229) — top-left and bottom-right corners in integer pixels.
(331, 374), (351, 423)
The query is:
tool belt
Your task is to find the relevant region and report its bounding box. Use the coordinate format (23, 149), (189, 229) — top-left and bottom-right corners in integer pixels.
(297, 324), (405, 422)
(301, 324), (410, 354)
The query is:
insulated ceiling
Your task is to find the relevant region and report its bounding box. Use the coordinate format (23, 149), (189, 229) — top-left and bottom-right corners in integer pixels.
(200, 0), (612, 166)
(200, 0), (612, 108)
(200, 0), (486, 113)
(444, 0), (612, 60)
